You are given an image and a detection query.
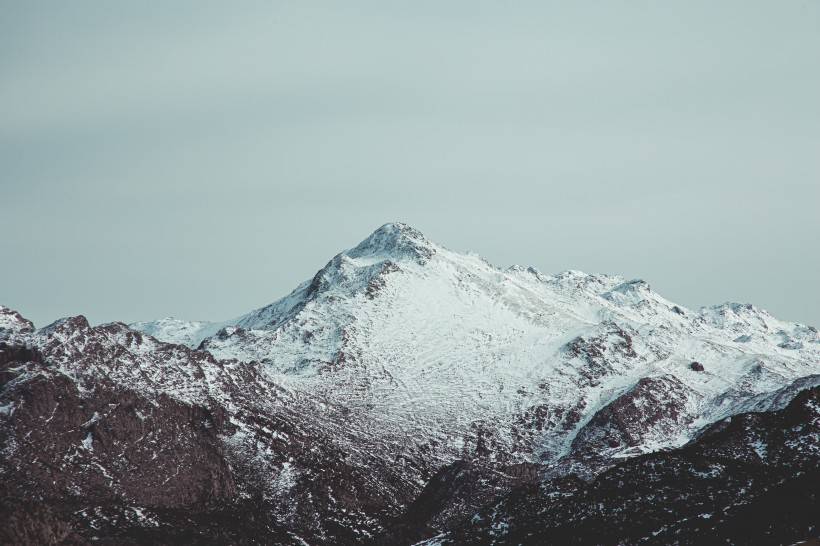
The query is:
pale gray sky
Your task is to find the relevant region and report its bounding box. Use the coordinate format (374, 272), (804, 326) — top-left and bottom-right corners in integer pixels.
(1, 1), (818, 327)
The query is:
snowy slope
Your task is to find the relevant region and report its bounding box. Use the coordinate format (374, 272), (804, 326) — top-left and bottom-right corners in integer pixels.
(132, 223), (820, 471)
(129, 317), (221, 349)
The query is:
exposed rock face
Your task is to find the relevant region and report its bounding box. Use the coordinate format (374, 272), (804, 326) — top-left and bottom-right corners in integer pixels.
(558, 374), (702, 477)
(564, 322), (639, 386)
(0, 374), (254, 545)
(4, 375), (236, 507)
(2, 224), (819, 544)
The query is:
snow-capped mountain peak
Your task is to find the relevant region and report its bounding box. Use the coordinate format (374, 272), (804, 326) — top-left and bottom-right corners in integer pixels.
(126, 223), (818, 477)
(346, 221), (436, 264)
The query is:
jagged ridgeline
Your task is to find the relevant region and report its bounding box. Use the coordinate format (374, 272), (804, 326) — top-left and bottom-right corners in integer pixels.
(2, 223), (819, 545)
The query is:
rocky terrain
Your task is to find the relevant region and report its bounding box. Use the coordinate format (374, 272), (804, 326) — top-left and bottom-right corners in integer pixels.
(418, 383), (820, 545)
(1, 223), (818, 545)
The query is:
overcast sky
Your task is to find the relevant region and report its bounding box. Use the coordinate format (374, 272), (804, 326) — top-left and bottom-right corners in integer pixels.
(2, 1), (818, 328)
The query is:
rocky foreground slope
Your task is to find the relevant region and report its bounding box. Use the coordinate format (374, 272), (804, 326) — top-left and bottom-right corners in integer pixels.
(1, 223), (818, 545)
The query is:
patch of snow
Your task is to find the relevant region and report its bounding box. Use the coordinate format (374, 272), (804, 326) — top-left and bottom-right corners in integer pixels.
(0, 401), (16, 417)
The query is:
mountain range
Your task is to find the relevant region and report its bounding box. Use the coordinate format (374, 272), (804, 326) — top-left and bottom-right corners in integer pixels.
(1, 223), (818, 545)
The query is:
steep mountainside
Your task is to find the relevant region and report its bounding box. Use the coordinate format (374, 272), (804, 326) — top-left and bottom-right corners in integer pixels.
(2, 223), (818, 545)
(135, 223), (819, 475)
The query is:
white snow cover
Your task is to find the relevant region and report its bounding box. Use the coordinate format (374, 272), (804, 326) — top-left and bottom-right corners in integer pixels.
(129, 223), (820, 466)
(129, 317), (220, 349)
(0, 305), (34, 334)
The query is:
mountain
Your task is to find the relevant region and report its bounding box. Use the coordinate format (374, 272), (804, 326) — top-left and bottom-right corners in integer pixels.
(1, 222), (818, 545)
(133, 222), (818, 474)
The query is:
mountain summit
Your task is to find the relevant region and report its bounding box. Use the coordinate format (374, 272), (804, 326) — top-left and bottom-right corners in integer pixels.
(2, 224), (819, 544)
(346, 222), (436, 263)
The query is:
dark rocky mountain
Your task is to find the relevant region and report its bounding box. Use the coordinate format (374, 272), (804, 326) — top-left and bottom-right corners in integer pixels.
(0, 318), (412, 545)
(416, 385), (820, 545)
(1, 224), (818, 545)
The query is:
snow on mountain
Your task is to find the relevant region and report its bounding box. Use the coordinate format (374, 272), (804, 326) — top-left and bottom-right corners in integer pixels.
(0, 305), (34, 334)
(131, 222), (820, 472)
(3, 222), (819, 544)
(129, 317), (221, 349)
